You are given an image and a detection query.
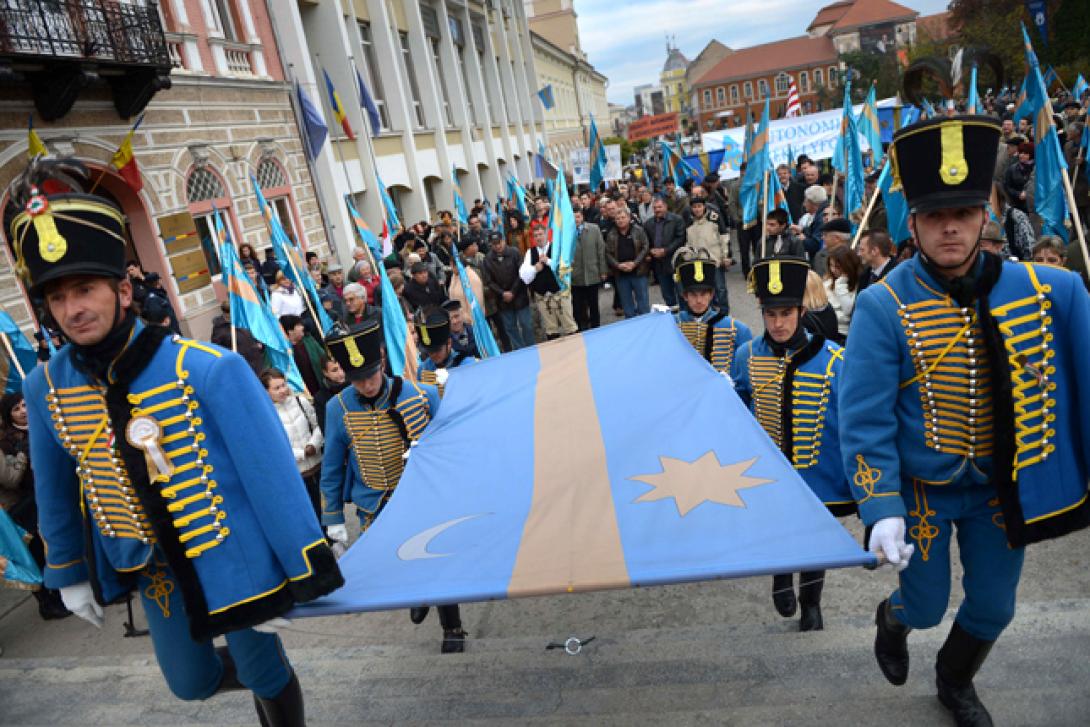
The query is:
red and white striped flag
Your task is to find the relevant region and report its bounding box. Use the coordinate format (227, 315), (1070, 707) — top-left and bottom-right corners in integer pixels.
(785, 78), (801, 118)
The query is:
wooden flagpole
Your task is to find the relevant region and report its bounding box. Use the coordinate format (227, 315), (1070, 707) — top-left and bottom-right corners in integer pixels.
(0, 332), (26, 380)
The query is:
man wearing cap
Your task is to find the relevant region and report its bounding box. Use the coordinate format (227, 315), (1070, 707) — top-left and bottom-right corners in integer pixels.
(673, 254), (751, 374)
(811, 217), (852, 278)
(518, 223), (578, 339)
(415, 307), (475, 397)
(732, 256), (852, 633)
(755, 208), (806, 261)
(319, 321), (467, 653)
(839, 115), (1090, 725)
(402, 261), (445, 312)
(7, 159), (343, 724)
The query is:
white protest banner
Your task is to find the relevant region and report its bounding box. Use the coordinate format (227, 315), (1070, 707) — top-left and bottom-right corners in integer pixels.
(605, 144), (622, 181)
(570, 148), (590, 185)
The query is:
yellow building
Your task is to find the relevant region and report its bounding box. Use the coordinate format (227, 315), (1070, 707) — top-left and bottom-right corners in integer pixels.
(660, 42), (690, 123)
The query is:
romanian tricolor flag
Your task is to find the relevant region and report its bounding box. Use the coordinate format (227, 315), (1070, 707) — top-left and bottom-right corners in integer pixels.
(289, 313), (874, 617)
(323, 68), (355, 140)
(111, 115), (144, 192)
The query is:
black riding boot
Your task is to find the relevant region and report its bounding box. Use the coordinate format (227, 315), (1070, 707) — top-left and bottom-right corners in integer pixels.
(798, 570), (824, 632)
(438, 604), (466, 654)
(253, 671), (305, 727)
(874, 599), (911, 685)
(33, 588), (71, 620)
(215, 646), (244, 694)
(935, 622), (995, 727)
(771, 573), (797, 617)
(409, 607), (430, 624)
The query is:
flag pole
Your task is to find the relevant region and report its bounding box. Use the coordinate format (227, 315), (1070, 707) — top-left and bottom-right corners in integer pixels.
(851, 187), (882, 250)
(831, 170), (840, 215)
(759, 169), (770, 254)
(0, 332), (26, 380)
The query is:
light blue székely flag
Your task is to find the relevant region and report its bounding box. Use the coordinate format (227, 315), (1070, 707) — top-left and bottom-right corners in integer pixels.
(215, 211), (305, 393)
(289, 313), (874, 617)
(740, 97), (770, 228)
(451, 165), (469, 225)
(0, 312), (37, 394)
(548, 162), (577, 291)
(452, 252), (500, 358)
(251, 175), (335, 334)
(1021, 23), (1070, 242)
(588, 113), (607, 191)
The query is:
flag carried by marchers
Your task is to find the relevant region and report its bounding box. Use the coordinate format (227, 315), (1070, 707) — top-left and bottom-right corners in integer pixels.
(451, 165), (469, 225)
(111, 114), (144, 192)
(215, 211), (305, 393)
(1020, 24), (1070, 242)
(452, 252), (501, 358)
(251, 175), (335, 333)
(0, 312), (37, 394)
(289, 313), (875, 618)
(548, 163), (577, 291)
(588, 114), (607, 192)
(740, 98), (771, 228)
(536, 140), (559, 182)
(295, 82), (328, 161)
(877, 159), (910, 245)
(0, 509), (41, 591)
(966, 65), (981, 114)
(374, 168), (401, 231)
(841, 104), (866, 216)
(507, 174), (529, 218)
(1073, 74), (1089, 101)
(857, 84), (883, 167)
(683, 148), (726, 179)
(832, 78), (854, 174)
(345, 196), (418, 380)
(322, 68), (355, 140)
(537, 84), (555, 110)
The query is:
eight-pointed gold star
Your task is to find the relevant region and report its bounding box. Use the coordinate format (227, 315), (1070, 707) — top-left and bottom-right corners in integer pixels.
(630, 452), (774, 516)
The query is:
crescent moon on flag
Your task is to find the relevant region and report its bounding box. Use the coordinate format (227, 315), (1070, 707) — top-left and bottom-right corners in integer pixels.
(397, 513), (491, 561)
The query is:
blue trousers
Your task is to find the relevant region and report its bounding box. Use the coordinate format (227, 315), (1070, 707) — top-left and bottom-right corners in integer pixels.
(714, 267), (730, 313)
(615, 273), (650, 318)
(889, 479), (1025, 642)
(499, 306), (535, 349)
(138, 562), (292, 700)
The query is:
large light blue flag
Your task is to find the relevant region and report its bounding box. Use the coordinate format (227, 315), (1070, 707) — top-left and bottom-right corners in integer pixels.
(832, 79), (853, 174)
(452, 252), (500, 358)
(345, 196), (418, 379)
(374, 169), (400, 231)
(289, 313), (874, 617)
(507, 174), (529, 218)
(740, 98), (771, 228)
(451, 165), (469, 225)
(0, 312), (37, 394)
(877, 160), (911, 245)
(857, 84), (883, 166)
(252, 175), (335, 335)
(842, 107), (866, 216)
(588, 114), (607, 192)
(215, 212), (305, 393)
(1021, 24), (1070, 242)
(0, 509), (41, 590)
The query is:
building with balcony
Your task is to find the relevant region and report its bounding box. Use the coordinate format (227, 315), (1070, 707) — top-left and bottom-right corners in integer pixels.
(0, 0), (329, 339)
(691, 35), (839, 131)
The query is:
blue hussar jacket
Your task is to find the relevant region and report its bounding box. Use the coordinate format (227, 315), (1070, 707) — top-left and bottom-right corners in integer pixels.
(24, 322), (342, 640)
(839, 255), (1090, 546)
(418, 349), (476, 397)
(732, 332), (854, 514)
(320, 376), (439, 528)
(676, 308), (752, 373)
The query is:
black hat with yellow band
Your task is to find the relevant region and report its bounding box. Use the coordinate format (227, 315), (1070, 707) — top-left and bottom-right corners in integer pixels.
(674, 257), (716, 293)
(5, 158), (128, 297)
(889, 115), (1001, 213)
(748, 256), (810, 308)
(325, 318), (384, 380)
(414, 306), (451, 353)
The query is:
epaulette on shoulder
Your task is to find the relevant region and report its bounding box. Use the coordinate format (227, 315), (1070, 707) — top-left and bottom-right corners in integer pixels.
(169, 335), (224, 359)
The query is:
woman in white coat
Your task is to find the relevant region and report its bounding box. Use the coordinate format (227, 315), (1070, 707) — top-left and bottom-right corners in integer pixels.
(262, 368), (324, 520)
(822, 245), (864, 341)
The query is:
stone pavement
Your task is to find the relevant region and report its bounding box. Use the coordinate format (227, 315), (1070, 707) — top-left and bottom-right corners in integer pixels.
(2, 267), (1088, 725)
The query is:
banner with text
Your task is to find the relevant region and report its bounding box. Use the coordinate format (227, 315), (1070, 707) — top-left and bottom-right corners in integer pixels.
(700, 100), (893, 179)
(571, 145), (622, 185)
(627, 112), (680, 141)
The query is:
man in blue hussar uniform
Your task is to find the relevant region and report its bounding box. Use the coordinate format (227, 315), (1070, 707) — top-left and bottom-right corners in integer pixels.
(319, 321), (467, 653)
(840, 115), (1090, 726)
(731, 256), (853, 632)
(673, 254), (752, 373)
(6, 158), (343, 725)
(415, 305), (476, 397)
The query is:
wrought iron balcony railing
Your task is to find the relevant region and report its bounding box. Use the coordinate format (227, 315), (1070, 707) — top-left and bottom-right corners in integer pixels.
(0, 0), (172, 120)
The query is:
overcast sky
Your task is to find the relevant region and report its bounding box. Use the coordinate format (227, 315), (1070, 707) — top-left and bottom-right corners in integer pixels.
(575, 0), (953, 106)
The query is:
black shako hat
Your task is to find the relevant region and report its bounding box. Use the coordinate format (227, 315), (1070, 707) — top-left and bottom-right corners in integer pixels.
(674, 257), (716, 293)
(749, 256), (810, 308)
(890, 115), (1000, 213)
(325, 318), (384, 380)
(9, 190), (127, 297)
(414, 306), (451, 352)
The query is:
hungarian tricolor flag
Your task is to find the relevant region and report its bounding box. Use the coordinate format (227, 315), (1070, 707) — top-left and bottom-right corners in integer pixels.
(323, 68), (355, 140)
(112, 116), (144, 192)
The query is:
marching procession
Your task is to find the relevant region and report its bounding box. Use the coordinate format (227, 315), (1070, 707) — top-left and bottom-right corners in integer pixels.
(2, 0), (1090, 725)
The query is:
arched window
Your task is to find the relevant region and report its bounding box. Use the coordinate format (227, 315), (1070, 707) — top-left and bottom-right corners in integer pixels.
(829, 67), (839, 88)
(256, 158), (302, 248)
(757, 79), (769, 98)
(743, 81), (753, 99)
(775, 72), (791, 96)
(702, 89), (712, 108)
(730, 85), (739, 104)
(715, 87), (724, 105)
(800, 71), (810, 93)
(814, 68), (824, 87)
(185, 167), (231, 278)
(256, 158), (287, 189)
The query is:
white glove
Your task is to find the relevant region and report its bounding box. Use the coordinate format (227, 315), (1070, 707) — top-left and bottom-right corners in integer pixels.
(60, 582), (104, 628)
(435, 368), (450, 386)
(326, 524), (348, 545)
(253, 617), (292, 634)
(868, 517), (915, 573)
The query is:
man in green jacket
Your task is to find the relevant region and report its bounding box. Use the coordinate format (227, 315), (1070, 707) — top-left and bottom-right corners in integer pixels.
(570, 207), (609, 330)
